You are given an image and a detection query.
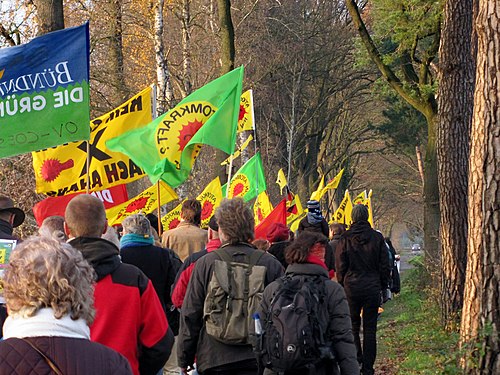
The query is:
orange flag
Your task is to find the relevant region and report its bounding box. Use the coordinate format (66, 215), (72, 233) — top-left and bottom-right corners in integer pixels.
(254, 198), (287, 240)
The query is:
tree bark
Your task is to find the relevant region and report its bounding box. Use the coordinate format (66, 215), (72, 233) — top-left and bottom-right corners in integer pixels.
(463, 2), (500, 372)
(107, 0), (127, 107)
(182, 0), (193, 96)
(33, 0), (64, 35)
(217, 0), (235, 74)
(154, 0), (174, 115)
(437, 0), (474, 329)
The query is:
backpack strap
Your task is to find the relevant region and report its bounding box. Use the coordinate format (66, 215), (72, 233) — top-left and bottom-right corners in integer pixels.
(20, 338), (63, 375)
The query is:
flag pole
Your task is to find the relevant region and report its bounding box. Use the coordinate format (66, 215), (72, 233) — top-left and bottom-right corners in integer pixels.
(249, 90), (260, 196)
(151, 83), (163, 232)
(86, 142), (91, 194)
(226, 156), (233, 198)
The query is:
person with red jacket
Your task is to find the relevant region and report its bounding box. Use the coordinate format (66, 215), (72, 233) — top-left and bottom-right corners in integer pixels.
(171, 215), (221, 309)
(65, 195), (174, 375)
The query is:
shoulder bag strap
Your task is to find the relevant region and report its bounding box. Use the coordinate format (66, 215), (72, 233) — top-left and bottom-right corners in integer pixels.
(20, 338), (64, 375)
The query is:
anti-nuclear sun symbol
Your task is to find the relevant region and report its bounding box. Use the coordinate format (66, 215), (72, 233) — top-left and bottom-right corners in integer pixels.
(178, 119), (204, 151)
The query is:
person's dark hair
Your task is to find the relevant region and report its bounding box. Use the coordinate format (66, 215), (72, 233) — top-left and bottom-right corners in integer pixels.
(146, 213), (159, 234)
(181, 199), (202, 225)
(215, 198), (254, 244)
(285, 231), (328, 264)
(329, 222), (346, 236)
(351, 204), (369, 223)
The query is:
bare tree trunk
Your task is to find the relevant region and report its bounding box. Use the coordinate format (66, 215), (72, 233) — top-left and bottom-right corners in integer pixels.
(437, 0), (474, 329)
(33, 0), (64, 35)
(415, 145), (425, 186)
(217, 0), (235, 74)
(108, 0), (127, 106)
(154, 0), (174, 115)
(182, 0), (192, 96)
(463, 2), (500, 373)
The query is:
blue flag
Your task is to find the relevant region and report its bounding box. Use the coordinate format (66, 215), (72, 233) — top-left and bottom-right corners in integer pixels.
(0, 23), (90, 158)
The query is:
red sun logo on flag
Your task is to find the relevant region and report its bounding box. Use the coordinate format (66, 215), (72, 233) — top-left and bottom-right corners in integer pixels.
(178, 119), (204, 151)
(169, 218), (181, 230)
(125, 196), (150, 213)
(239, 104), (247, 122)
(201, 200), (214, 220)
(257, 207), (264, 221)
(230, 175), (250, 198)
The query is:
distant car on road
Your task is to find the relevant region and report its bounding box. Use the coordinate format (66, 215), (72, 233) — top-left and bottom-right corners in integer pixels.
(411, 243), (422, 253)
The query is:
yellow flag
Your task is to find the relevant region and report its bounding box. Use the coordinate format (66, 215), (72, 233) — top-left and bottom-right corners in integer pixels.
(310, 175), (325, 201)
(352, 190), (367, 205)
(161, 201), (185, 231)
(289, 212), (306, 233)
(197, 177), (223, 229)
(253, 191), (274, 225)
(286, 191), (304, 225)
(33, 87), (153, 196)
(333, 190), (353, 226)
(106, 181), (178, 226)
(237, 89), (255, 132)
(319, 169), (344, 199)
(276, 169), (287, 195)
(366, 189), (374, 227)
(220, 135), (254, 166)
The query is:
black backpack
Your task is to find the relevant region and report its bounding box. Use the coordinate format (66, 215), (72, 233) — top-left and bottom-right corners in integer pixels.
(260, 274), (334, 372)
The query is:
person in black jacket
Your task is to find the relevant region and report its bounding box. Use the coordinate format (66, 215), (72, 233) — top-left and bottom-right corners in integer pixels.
(298, 200), (329, 237)
(335, 204), (391, 375)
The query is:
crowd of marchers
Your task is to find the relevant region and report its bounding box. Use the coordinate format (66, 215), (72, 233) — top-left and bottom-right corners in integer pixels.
(0, 193), (400, 375)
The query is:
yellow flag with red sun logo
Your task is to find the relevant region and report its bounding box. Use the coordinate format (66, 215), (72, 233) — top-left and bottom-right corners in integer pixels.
(106, 181), (178, 226)
(238, 89), (254, 132)
(107, 67), (244, 188)
(253, 191), (273, 225)
(161, 201), (184, 231)
(197, 177), (223, 229)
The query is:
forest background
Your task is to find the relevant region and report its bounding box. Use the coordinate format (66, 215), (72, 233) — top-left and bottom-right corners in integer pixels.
(0, 0), (498, 373)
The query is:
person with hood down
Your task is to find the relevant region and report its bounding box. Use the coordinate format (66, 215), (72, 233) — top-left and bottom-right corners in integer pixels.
(335, 204), (390, 375)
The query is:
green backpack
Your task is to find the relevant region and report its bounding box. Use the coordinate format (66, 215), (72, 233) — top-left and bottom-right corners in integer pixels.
(203, 247), (267, 345)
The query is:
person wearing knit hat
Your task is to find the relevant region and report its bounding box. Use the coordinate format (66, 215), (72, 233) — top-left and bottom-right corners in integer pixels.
(297, 200), (329, 237)
(267, 222), (291, 269)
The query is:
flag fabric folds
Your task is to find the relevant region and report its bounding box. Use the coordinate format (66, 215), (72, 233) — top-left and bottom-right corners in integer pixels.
(33, 87), (153, 195)
(0, 24), (90, 158)
(106, 181), (178, 226)
(309, 175), (325, 201)
(352, 190), (367, 205)
(222, 152), (267, 202)
(276, 169), (287, 195)
(107, 66), (244, 188)
(197, 177), (223, 229)
(237, 89), (255, 132)
(319, 169), (344, 199)
(253, 191), (273, 225)
(333, 190), (353, 226)
(254, 198), (287, 240)
(33, 185), (128, 226)
(161, 201), (184, 231)
(286, 189), (304, 225)
(220, 134), (253, 166)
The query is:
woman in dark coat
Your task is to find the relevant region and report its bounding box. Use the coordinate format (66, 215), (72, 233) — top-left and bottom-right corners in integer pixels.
(258, 232), (359, 375)
(0, 237), (132, 375)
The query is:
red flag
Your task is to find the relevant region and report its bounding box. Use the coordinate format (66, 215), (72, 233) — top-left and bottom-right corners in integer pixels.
(33, 185), (128, 226)
(254, 198), (287, 240)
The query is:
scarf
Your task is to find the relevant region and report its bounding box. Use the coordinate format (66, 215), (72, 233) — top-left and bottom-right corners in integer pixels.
(120, 233), (155, 248)
(305, 254), (328, 271)
(307, 211), (323, 225)
(3, 308), (90, 339)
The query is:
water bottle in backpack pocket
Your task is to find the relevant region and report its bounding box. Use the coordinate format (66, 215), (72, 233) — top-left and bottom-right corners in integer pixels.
(260, 275), (334, 372)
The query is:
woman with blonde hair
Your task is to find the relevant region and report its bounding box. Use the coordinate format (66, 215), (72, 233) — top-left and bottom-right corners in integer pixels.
(0, 236), (132, 374)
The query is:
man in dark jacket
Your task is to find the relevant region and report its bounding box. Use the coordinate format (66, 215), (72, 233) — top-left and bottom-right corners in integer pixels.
(335, 204), (391, 375)
(0, 195), (25, 338)
(65, 195), (174, 375)
(298, 200), (329, 237)
(178, 198), (284, 375)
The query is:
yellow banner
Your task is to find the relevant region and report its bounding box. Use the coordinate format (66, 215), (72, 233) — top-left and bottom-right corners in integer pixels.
(286, 192), (304, 225)
(310, 175), (325, 201)
(333, 190), (353, 226)
(33, 87), (153, 196)
(237, 89), (254, 132)
(220, 134), (253, 166)
(319, 169), (344, 200)
(161, 201), (184, 231)
(276, 168), (287, 195)
(289, 212), (306, 233)
(352, 190), (367, 205)
(106, 180), (178, 226)
(198, 177), (223, 229)
(254, 191), (273, 225)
